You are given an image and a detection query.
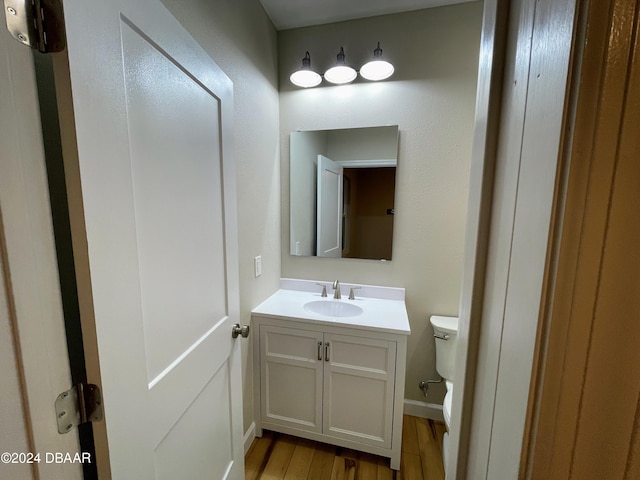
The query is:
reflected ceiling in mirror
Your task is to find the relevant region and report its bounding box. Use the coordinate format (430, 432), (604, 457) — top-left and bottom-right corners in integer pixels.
(290, 125), (399, 261)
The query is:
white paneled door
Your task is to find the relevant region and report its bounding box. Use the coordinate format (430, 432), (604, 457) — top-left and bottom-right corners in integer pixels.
(54, 0), (243, 478)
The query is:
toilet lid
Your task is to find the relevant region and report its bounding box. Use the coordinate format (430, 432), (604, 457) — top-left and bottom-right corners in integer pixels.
(443, 388), (453, 428)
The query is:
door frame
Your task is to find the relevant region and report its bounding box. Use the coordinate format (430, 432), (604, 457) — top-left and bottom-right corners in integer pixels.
(0, 10), (83, 479)
(449, 0), (580, 478)
(522, 0), (640, 476)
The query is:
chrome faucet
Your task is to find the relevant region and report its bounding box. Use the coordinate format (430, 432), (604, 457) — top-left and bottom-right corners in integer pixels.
(332, 280), (341, 299)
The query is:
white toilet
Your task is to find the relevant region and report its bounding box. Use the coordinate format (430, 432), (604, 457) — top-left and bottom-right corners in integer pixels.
(430, 315), (459, 476)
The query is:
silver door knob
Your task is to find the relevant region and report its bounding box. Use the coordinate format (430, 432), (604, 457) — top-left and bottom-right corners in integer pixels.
(231, 323), (250, 338)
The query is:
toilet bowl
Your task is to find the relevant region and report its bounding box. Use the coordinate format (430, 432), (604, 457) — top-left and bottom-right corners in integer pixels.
(443, 380), (453, 429)
(430, 315), (458, 475)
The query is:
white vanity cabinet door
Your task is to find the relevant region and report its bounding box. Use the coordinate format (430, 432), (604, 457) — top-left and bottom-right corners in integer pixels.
(260, 325), (324, 433)
(322, 333), (396, 448)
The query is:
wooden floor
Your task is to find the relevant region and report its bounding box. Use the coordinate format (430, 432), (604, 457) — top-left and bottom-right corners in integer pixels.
(245, 415), (446, 480)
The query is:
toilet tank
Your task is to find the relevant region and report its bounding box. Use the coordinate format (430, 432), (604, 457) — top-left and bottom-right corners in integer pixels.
(430, 315), (459, 381)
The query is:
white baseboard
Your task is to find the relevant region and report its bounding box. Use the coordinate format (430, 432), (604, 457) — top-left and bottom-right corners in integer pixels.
(243, 422), (256, 455)
(403, 398), (444, 422)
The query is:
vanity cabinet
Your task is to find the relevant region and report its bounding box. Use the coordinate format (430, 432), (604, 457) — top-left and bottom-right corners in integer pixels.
(252, 315), (407, 469)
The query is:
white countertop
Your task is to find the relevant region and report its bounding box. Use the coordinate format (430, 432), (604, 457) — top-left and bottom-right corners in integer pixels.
(251, 280), (411, 335)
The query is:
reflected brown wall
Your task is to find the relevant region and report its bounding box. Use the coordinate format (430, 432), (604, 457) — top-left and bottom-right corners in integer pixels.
(343, 168), (395, 260)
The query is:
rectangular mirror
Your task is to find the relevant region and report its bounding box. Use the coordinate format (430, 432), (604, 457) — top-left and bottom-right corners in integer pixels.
(290, 125), (399, 260)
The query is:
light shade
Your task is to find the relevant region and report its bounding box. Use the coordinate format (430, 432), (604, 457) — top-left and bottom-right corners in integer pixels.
(360, 42), (395, 81)
(290, 51), (322, 88)
(290, 69), (322, 88)
(324, 65), (357, 84)
(324, 47), (357, 85)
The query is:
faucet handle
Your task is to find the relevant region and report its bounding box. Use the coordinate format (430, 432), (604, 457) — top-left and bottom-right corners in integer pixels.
(348, 286), (362, 300)
(315, 283), (328, 297)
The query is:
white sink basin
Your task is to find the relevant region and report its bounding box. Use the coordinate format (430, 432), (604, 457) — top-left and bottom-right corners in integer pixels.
(304, 300), (363, 318)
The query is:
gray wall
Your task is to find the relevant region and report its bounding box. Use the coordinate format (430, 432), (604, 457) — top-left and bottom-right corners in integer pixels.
(289, 130), (326, 256)
(279, 3), (483, 403)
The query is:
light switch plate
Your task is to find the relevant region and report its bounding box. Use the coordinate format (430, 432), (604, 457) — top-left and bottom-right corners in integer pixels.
(254, 255), (262, 277)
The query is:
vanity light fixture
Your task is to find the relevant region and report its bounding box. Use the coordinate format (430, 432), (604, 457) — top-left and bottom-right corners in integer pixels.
(323, 47), (358, 85)
(289, 42), (394, 88)
(289, 51), (322, 88)
(360, 42), (395, 81)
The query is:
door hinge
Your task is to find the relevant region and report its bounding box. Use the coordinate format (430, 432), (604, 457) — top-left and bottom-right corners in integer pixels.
(3, 0), (65, 53)
(55, 383), (103, 434)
